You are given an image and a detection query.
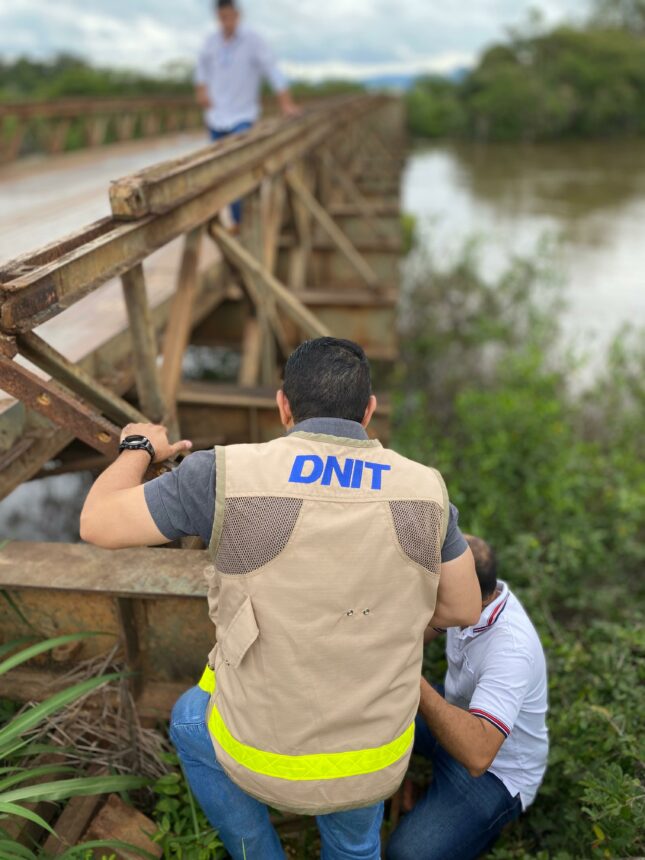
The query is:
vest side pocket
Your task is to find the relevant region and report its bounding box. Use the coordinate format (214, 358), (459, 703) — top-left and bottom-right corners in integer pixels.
(220, 595), (260, 668)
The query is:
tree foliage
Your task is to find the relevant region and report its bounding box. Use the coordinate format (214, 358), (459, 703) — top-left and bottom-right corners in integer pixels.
(407, 13), (645, 141)
(0, 54), (193, 102)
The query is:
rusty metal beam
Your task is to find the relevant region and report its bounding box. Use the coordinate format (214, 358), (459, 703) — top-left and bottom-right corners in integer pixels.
(0, 355), (121, 458)
(16, 331), (147, 426)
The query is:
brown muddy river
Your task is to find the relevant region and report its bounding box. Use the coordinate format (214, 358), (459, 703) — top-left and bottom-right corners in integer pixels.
(402, 140), (645, 354)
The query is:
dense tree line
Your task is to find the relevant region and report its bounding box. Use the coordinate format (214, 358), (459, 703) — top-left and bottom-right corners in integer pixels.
(0, 53), (363, 104)
(0, 54), (194, 101)
(408, 1), (645, 141)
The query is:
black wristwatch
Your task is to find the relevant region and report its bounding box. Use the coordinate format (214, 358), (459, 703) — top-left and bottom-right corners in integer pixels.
(118, 434), (156, 461)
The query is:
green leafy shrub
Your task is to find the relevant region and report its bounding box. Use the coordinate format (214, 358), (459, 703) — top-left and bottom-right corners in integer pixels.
(394, 228), (645, 858)
(151, 753), (225, 859)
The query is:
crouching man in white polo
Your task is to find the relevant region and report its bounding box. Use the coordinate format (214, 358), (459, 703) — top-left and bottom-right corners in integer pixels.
(387, 535), (548, 860)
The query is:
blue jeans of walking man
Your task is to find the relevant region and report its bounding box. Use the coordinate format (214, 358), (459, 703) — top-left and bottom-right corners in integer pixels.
(170, 685), (384, 860)
(386, 714), (522, 860)
(208, 121), (253, 224)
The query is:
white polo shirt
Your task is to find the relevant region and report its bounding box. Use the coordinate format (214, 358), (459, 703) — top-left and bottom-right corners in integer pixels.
(444, 581), (548, 808)
(195, 26), (287, 131)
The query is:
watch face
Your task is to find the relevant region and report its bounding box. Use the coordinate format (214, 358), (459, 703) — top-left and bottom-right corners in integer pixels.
(124, 435), (146, 444)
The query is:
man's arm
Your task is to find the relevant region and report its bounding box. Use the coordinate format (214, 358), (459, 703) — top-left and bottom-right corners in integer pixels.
(80, 423), (191, 550)
(195, 84), (212, 109)
(254, 35), (299, 117)
(194, 40), (212, 110)
(419, 677), (504, 777)
(423, 626), (445, 645)
(432, 546), (481, 628)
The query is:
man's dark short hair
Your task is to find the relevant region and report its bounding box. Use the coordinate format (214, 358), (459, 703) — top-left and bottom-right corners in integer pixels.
(282, 337), (372, 424)
(216, 0), (236, 9)
(465, 535), (497, 600)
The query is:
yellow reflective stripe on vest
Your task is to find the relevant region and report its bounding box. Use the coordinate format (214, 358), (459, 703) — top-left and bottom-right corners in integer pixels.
(197, 665), (414, 781)
(198, 664), (216, 694)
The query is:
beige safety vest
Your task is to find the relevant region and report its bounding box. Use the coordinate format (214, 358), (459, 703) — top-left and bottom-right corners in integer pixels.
(199, 430), (449, 814)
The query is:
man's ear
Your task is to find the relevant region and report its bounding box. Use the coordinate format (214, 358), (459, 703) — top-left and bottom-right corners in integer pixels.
(361, 395), (378, 428)
(276, 389), (294, 429)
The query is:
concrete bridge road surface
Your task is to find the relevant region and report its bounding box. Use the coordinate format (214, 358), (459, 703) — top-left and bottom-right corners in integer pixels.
(0, 132), (205, 260)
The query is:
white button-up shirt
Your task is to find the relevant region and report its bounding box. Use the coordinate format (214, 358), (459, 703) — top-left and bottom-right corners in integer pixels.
(444, 581), (549, 808)
(195, 26), (287, 131)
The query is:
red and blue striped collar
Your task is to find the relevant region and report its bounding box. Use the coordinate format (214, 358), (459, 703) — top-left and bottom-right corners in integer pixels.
(460, 581), (509, 639)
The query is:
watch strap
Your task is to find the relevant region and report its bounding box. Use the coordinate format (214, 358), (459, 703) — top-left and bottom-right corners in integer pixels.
(118, 435), (155, 461)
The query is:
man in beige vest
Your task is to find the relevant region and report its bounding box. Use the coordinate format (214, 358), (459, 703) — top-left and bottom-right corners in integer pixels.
(80, 337), (480, 860)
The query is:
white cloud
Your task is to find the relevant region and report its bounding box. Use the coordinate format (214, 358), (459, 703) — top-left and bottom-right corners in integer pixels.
(0, 0), (585, 78)
(283, 53), (476, 83)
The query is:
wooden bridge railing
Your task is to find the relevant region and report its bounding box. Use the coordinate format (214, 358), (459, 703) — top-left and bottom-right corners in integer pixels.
(0, 95), (204, 162)
(0, 93), (406, 709)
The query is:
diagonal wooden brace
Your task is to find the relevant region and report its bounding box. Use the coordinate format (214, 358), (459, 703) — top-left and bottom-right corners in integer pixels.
(321, 148), (391, 243)
(209, 223), (330, 339)
(285, 168), (381, 291)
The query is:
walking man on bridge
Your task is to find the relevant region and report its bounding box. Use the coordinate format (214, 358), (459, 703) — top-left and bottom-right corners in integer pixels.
(195, 0), (298, 226)
(80, 337), (481, 860)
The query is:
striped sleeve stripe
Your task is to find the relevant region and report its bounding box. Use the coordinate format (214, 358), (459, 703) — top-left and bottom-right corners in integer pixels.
(470, 708), (511, 737)
(473, 596), (509, 633)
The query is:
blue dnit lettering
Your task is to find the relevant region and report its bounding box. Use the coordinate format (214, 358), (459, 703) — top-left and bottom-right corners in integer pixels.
(321, 456), (354, 487)
(289, 454), (324, 484)
(351, 458), (364, 489)
(364, 462), (391, 490)
(288, 455), (391, 489)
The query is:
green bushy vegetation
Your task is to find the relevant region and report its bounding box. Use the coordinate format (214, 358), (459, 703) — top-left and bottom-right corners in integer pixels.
(407, 0), (645, 141)
(398, 228), (644, 858)
(151, 756), (224, 859)
(0, 55), (193, 102)
(0, 53), (364, 104)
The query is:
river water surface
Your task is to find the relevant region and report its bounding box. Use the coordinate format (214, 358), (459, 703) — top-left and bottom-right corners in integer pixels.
(402, 140), (645, 353)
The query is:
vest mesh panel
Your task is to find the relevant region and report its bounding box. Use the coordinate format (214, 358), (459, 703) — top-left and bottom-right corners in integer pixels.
(389, 500), (443, 573)
(216, 497), (303, 574)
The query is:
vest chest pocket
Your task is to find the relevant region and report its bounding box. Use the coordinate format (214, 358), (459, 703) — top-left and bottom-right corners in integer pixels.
(220, 596), (259, 668)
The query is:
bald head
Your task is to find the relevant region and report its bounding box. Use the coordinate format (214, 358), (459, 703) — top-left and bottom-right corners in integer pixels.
(464, 535), (497, 600)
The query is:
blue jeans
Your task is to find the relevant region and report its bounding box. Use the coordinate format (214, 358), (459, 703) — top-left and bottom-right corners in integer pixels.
(208, 121), (253, 224)
(169, 686), (384, 860)
(386, 714), (522, 860)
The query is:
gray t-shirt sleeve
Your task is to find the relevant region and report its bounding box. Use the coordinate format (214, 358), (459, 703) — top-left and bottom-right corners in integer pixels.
(143, 450), (216, 544)
(441, 503), (468, 563)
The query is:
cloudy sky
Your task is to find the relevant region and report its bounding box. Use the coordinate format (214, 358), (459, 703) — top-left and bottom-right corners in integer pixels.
(1, 0), (586, 80)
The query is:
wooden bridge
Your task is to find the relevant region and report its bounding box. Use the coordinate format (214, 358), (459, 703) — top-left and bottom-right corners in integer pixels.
(0, 93), (406, 718)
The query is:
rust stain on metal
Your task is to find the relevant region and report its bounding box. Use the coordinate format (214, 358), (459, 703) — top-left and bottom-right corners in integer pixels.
(0, 279), (59, 333)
